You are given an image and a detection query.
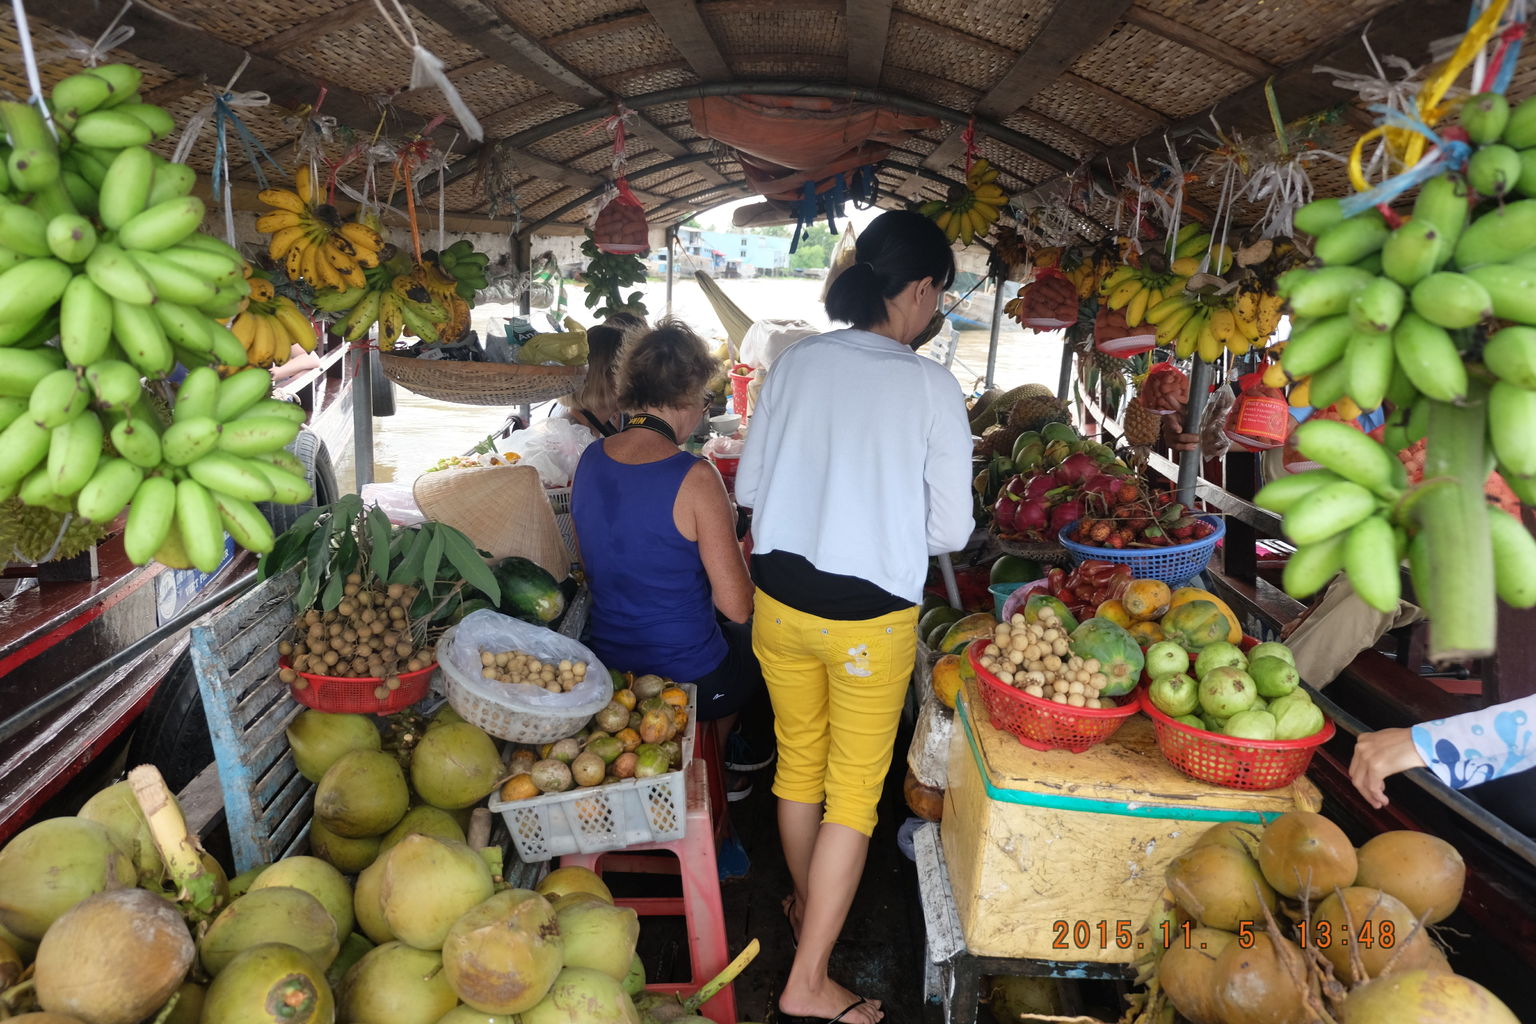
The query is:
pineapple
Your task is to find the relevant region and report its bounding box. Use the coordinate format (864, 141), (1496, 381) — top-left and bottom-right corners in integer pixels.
(1008, 394), (1071, 433)
(1124, 396), (1161, 447)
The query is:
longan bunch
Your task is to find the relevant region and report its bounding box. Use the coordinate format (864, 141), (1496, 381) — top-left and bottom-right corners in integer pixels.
(480, 649), (588, 693)
(978, 607), (1117, 708)
(279, 574), (436, 698)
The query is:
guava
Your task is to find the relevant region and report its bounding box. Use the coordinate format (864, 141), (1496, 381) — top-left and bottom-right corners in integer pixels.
(1198, 666), (1257, 719)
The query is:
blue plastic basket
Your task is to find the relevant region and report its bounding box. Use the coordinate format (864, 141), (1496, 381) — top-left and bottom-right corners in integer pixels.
(1057, 515), (1225, 584)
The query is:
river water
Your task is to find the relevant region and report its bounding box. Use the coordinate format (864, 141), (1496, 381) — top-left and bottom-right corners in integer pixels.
(340, 277), (1065, 488)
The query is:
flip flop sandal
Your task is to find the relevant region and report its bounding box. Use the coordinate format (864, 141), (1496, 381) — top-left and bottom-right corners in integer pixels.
(775, 998), (874, 1024)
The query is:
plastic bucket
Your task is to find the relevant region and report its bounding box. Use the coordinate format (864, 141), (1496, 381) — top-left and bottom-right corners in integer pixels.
(729, 365), (753, 421)
(990, 581), (1027, 619)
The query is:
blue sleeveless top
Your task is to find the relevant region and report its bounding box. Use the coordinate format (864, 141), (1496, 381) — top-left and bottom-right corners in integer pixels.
(571, 441), (727, 682)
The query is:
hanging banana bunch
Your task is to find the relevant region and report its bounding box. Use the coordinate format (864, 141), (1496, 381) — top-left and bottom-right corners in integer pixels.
(918, 158), (1007, 246)
(225, 270), (319, 367)
(308, 251), (448, 350)
(257, 166), (386, 291)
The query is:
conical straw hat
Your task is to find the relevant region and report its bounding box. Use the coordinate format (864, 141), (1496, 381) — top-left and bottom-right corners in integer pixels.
(412, 464), (571, 581)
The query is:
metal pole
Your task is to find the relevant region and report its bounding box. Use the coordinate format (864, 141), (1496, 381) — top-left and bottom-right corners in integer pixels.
(665, 227), (675, 317)
(351, 339), (373, 490)
(937, 552), (964, 611)
(1055, 344), (1072, 401)
(984, 273), (1006, 389)
(515, 231), (532, 317)
(1176, 358), (1216, 507)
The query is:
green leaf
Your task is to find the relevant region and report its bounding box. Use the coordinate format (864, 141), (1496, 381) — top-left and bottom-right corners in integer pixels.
(321, 568), (345, 611)
(422, 526), (445, 590)
(297, 525), (332, 609)
(259, 523), (314, 580)
(367, 506), (391, 582)
(440, 527), (501, 603)
(389, 527), (428, 585)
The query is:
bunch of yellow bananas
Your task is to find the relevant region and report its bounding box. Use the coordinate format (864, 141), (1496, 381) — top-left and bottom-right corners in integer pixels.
(1099, 264), (1189, 331)
(310, 256), (448, 350)
(226, 273), (318, 367)
(256, 167), (387, 291)
(918, 158), (1007, 246)
(1167, 221), (1235, 275)
(408, 255), (472, 343)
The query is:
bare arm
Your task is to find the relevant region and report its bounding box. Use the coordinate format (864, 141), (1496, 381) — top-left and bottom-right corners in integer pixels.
(677, 462), (754, 623)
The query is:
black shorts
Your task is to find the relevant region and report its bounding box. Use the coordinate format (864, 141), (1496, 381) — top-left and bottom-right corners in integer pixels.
(686, 619), (764, 721)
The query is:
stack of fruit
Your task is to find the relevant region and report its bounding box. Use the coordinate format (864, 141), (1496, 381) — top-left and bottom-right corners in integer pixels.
(434, 239), (489, 299)
(1125, 811), (1515, 1024)
(278, 577), (439, 700)
(496, 673), (689, 800)
(917, 157), (1006, 246)
(991, 422), (1130, 542)
(581, 233), (648, 322)
(1093, 579), (1242, 648)
(226, 270), (319, 366)
(301, 248), (453, 349)
(974, 604), (1133, 708)
(1143, 634), (1326, 741)
(1067, 489), (1219, 550)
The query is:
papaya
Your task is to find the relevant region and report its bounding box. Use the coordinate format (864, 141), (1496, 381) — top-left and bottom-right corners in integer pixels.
(1095, 599), (1133, 628)
(939, 612), (997, 655)
(1128, 620), (1165, 645)
(1161, 600), (1231, 650)
(1122, 579), (1172, 620)
(932, 654), (963, 710)
(1023, 594), (1078, 632)
(1068, 617), (1145, 696)
(1166, 587), (1241, 643)
(919, 605), (964, 644)
(489, 556), (564, 623)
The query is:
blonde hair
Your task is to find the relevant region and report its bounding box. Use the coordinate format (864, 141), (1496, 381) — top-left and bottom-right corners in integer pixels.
(615, 317), (720, 411)
(559, 324), (625, 412)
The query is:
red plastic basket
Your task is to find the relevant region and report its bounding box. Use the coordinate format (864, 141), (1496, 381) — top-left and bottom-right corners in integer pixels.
(281, 657), (435, 715)
(965, 639), (1141, 753)
(1142, 698), (1335, 791)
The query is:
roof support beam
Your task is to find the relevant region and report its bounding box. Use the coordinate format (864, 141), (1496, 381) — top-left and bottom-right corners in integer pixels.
(846, 0), (894, 88)
(1122, 7), (1276, 79)
(901, 0), (1132, 195)
(643, 0), (733, 79)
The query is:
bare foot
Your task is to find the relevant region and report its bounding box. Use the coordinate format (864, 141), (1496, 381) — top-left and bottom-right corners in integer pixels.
(778, 974), (883, 1023)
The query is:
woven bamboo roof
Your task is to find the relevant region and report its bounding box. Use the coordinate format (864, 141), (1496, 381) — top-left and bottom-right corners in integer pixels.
(0, 0), (1497, 237)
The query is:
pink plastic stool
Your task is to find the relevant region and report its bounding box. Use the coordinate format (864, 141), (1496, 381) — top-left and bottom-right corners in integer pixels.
(560, 759), (737, 1024)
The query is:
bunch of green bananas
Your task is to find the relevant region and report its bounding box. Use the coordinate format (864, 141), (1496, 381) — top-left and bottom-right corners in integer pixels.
(1263, 89), (1536, 662)
(308, 252), (447, 348)
(0, 64), (311, 569)
(435, 238), (489, 300)
(580, 233), (647, 321)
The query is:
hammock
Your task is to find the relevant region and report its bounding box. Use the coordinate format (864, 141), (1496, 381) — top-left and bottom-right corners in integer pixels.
(694, 270), (755, 358)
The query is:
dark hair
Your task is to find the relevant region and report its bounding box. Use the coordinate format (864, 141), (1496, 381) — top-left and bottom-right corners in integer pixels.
(615, 317), (720, 411)
(603, 312), (649, 333)
(825, 210), (956, 329)
(561, 325), (623, 412)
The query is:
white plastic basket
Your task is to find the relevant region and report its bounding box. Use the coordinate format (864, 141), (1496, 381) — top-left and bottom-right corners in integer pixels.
(488, 684), (697, 862)
(547, 486), (576, 557)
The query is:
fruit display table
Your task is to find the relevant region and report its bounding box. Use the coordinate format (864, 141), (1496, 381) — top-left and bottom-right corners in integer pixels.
(942, 669), (1318, 964)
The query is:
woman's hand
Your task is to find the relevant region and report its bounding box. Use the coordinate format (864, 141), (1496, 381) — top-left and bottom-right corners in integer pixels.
(1349, 728), (1427, 809)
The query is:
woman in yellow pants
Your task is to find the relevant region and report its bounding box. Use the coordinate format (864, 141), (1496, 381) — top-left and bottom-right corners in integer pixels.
(735, 211), (975, 1024)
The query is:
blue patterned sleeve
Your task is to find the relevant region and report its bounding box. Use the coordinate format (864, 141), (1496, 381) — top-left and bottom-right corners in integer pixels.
(1410, 695), (1536, 790)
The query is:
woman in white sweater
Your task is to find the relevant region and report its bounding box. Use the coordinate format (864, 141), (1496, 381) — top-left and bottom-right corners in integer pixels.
(735, 210), (975, 1024)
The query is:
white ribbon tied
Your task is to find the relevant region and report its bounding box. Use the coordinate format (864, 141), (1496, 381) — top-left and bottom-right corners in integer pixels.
(409, 45), (483, 142)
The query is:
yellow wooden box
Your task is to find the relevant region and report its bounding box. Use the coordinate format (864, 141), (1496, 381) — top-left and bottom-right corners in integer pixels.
(941, 671), (1317, 963)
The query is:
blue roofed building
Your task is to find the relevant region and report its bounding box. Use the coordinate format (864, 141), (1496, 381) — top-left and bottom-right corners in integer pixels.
(653, 226), (792, 278)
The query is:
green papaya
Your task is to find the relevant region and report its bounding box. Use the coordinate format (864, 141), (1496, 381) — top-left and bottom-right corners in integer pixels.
(1023, 594), (1078, 632)
(1067, 617), (1145, 696)
(939, 612), (997, 655)
(1161, 600), (1232, 651)
(489, 556), (564, 623)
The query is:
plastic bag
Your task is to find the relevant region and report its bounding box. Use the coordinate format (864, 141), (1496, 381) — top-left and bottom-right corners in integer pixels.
(1222, 369), (1287, 451)
(820, 222), (859, 302)
(907, 695), (952, 790)
(361, 481), (424, 526)
(592, 181), (650, 255)
(503, 418), (595, 487)
(739, 319), (819, 372)
(439, 610), (614, 743)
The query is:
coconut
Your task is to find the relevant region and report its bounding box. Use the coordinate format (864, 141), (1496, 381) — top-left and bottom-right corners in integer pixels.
(441, 889), (564, 1013)
(353, 857), (395, 944)
(0, 935), (21, 989)
(248, 856), (355, 940)
(571, 751), (606, 787)
(8, 1015), (90, 1022)
(519, 967), (641, 1024)
(436, 1007), (516, 1023)
(1256, 812), (1358, 900)
(554, 895), (638, 980)
(379, 835), (494, 951)
(315, 749), (409, 838)
(227, 864), (268, 898)
(286, 710), (382, 783)
(1158, 927), (1237, 1024)
(309, 816), (382, 873)
(201, 943), (334, 1024)
(1192, 821), (1261, 857)
(1313, 886), (1434, 984)
(0, 817), (136, 941)
(1209, 932), (1313, 1024)
(158, 982), (204, 1024)
(1165, 845), (1277, 932)
(198, 887), (340, 976)
(410, 722), (504, 810)
(0, 915), (38, 961)
(1354, 831), (1465, 925)
(380, 805), (468, 854)
(201, 852), (232, 905)
(1341, 968), (1519, 1023)
(340, 941), (458, 1024)
(429, 704), (467, 730)
(987, 977), (1064, 1020)
(33, 889), (194, 1024)
(77, 781), (167, 886)
(535, 865), (613, 904)
(622, 954), (645, 996)
(326, 931), (375, 992)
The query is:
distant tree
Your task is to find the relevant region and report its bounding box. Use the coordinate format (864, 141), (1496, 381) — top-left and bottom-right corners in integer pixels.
(790, 243), (828, 270)
(749, 225), (792, 237)
(682, 216), (701, 227)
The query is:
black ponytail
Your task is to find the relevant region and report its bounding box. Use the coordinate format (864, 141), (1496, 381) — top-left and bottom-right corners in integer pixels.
(824, 210), (956, 330)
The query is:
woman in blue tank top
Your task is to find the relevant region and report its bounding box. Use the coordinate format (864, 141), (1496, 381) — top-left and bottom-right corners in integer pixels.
(571, 319), (758, 723)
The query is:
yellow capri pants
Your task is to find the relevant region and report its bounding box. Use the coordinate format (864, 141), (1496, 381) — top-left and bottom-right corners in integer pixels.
(751, 588), (919, 836)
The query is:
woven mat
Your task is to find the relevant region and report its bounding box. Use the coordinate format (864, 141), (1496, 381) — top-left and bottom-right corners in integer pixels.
(380, 353), (587, 407)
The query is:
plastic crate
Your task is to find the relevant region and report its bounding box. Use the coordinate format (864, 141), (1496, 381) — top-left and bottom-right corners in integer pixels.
(966, 640), (1140, 753)
(1142, 697), (1335, 791)
(1058, 515), (1225, 584)
(282, 658), (435, 714)
(547, 486), (575, 558)
(487, 684), (697, 862)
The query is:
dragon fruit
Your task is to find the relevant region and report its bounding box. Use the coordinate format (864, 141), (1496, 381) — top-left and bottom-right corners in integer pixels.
(993, 492), (1020, 533)
(1049, 500), (1082, 536)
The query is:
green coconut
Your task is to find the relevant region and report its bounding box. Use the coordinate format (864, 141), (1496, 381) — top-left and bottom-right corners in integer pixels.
(158, 982), (204, 1024)
(0, 817), (136, 941)
(1341, 968), (1518, 1023)
(555, 895), (638, 981)
(34, 888), (195, 1024)
(352, 857), (395, 945)
(314, 749), (409, 839)
(409, 722), (503, 810)
(326, 931), (376, 992)
(0, 915), (38, 962)
(309, 816), (382, 874)
(378, 805), (467, 854)
(198, 887), (340, 976)
(519, 967), (641, 1024)
(286, 710), (382, 783)
(77, 781), (168, 886)
(441, 889), (564, 1013)
(227, 864), (269, 899)
(436, 1007), (515, 1023)
(340, 941), (458, 1024)
(379, 835), (494, 951)
(200, 943), (334, 1024)
(248, 856), (354, 940)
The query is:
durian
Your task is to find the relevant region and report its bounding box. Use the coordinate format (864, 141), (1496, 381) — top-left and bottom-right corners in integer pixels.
(4, 499), (108, 563)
